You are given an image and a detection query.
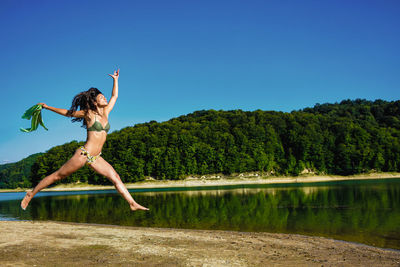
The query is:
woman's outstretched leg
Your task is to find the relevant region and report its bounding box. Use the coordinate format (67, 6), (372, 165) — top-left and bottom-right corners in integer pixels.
(89, 157), (149, 211)
(21, 148), (87, 210)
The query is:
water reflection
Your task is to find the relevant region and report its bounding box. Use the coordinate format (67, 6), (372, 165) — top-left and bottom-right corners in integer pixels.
(0, 178), (400, 250)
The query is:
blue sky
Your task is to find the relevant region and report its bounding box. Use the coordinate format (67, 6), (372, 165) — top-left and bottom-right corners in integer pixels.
(1, 0), (399, 163)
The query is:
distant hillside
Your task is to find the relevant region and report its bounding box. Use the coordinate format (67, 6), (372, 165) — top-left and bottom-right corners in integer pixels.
(301, 99), (400, 129)
(20, 98), (399, 188)
(0, 153), (43, 189)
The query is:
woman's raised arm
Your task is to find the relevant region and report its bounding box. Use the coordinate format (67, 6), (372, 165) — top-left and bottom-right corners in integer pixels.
(105, 69), (119, 114)
(38, 103), (84, 118)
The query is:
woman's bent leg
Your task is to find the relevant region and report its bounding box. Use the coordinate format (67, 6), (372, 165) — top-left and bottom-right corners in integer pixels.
(89, 157), (149, 211)
(21, 148), (87, 210)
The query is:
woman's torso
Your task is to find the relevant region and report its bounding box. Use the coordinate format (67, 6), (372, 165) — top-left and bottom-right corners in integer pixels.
(84, 111), (110, 156)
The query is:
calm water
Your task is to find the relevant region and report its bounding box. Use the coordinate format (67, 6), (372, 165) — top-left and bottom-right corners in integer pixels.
(1, 178), (400, 250)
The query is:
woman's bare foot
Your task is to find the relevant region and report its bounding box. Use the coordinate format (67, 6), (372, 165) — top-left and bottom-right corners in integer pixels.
(21, 190), (33, 210)
(130, 202), (149, 211)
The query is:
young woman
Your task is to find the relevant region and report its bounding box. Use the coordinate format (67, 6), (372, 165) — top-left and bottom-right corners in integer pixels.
(21, 69), (149, 211)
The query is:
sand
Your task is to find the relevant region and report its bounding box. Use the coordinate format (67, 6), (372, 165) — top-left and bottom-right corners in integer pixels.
(0, 220), (399, 266)
(2, 172), (400, 193)
(2, 174), (400, 265)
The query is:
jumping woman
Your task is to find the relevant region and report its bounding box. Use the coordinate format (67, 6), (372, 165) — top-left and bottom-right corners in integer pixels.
(21, 69), (149, 211)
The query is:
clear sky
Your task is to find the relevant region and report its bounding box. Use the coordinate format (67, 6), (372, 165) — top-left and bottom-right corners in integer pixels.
(1, 0), (399, 164)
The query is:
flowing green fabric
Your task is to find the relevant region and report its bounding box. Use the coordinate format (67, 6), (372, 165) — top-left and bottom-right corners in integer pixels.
(20, 104), (48, 132)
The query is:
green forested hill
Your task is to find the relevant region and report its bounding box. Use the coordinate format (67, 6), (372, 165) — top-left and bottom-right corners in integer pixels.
(27, 98), (400, 187)
(0, 153), (43, 188)
(302, 99), (400, 129)
(2, 99), (399, 189)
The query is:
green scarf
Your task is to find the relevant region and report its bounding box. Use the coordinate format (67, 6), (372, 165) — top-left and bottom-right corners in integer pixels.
(20, 104), (49, 132)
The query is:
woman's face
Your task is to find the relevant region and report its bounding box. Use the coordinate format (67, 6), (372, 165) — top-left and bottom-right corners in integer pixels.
(96, 94), (108, 107)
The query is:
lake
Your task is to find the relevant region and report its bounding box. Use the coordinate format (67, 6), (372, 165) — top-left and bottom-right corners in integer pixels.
(1, 178), (400, 250)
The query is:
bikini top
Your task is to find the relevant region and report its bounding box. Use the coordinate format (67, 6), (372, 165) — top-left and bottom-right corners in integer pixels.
(87, 114), (110, 133)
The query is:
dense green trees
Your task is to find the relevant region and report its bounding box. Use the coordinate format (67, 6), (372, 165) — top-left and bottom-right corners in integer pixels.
(0, 153), (43, 188)
(1, 98), (400, 189)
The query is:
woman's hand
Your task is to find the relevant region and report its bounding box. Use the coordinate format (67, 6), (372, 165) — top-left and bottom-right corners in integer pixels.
(108, 68), (120, 80)
(37, 103), (48, 109)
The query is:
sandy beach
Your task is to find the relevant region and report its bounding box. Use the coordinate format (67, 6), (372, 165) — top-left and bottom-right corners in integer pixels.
(2, 173), (400, 265)
(1, 174), (400, 265)
(0, 220), (399, 266)
(125, 172), (400, 191)
(1, 172), (399, 193)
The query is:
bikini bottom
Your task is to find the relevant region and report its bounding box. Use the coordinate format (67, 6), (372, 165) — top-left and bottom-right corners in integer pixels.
(79, 146), (101, 165)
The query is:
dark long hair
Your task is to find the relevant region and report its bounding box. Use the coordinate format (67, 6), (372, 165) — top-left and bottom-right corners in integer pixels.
(66, 87), (103, 128)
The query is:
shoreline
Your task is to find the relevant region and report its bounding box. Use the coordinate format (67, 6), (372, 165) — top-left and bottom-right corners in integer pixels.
(1, 172), (400, 193)
(1, 220), (399, 266)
